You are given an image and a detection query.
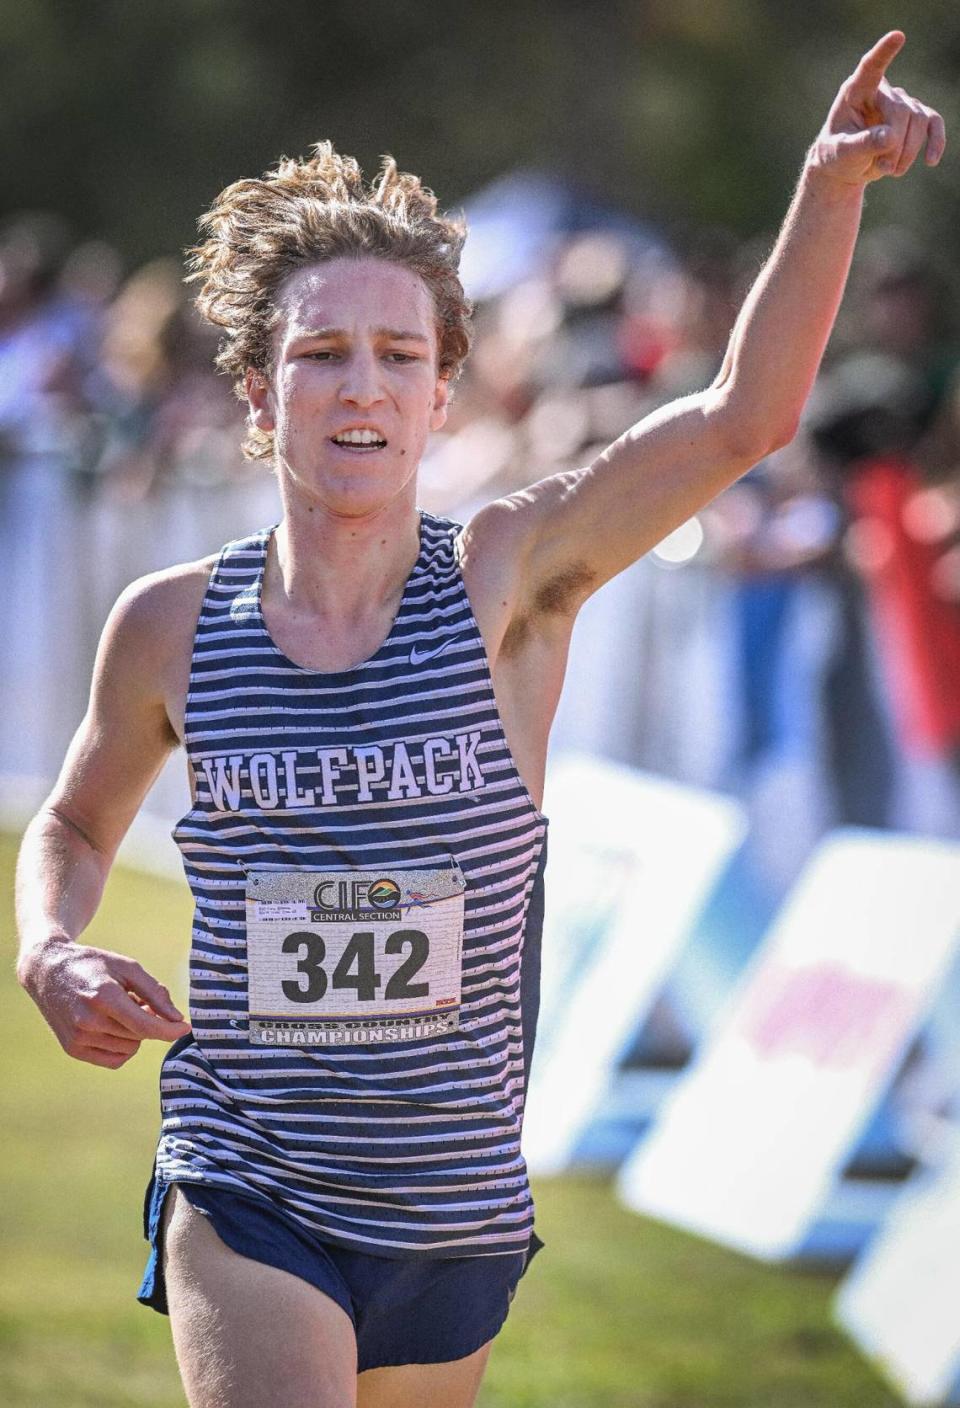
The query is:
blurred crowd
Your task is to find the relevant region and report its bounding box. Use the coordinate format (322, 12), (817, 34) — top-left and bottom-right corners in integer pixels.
(0, 212), (253, 500)
(2, 193), (960, 847)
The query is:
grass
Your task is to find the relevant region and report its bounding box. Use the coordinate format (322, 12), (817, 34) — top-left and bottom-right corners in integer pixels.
(1, 831), (903, 1406)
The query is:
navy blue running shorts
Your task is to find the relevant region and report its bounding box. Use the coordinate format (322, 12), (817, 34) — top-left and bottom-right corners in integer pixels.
(137, 1171), (545, 1372)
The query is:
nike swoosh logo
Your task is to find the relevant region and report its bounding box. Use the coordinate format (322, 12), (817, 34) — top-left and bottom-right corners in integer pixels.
(409, 637), (465, 666)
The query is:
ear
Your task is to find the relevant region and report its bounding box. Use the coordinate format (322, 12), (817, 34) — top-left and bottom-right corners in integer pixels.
(429, 374), (450, 433)
(245, 366), (275, 431)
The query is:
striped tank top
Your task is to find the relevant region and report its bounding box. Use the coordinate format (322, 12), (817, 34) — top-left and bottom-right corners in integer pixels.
(152, 508), (550, 1258)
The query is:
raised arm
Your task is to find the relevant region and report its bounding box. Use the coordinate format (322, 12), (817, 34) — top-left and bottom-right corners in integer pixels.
(482, 31), (945, 607)
(15, 576), (194, 1067)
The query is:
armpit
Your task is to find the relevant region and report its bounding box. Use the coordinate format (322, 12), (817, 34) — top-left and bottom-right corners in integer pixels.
(534, 560), (597, 615)
(500, 559), (597, 658)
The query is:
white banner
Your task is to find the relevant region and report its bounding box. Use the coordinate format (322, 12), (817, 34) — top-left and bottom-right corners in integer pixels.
(617, 830), (960, 1260)
(524, 752), (746, 1174)
(836, 1131), (960, 1406)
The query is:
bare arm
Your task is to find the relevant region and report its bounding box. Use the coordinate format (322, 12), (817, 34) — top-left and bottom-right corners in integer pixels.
(15, 577), (194, 1068)
(486, 31), (945, 608)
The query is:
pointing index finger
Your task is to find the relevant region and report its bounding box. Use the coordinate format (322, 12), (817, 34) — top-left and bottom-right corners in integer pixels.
(847, 31), (906, 102)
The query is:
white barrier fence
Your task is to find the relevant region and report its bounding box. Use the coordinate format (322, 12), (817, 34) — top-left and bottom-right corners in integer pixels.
(616, 829), (960, 1262)
(525, 753), (747, 1175)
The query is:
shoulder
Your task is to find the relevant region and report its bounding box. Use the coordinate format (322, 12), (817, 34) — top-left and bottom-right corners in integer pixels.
(458, 471), (589, 559)
(457, 474), (598, 619)
(109, 553), (220, 643)
(96, 552), (220, 692)
(455, 493), (534, 580)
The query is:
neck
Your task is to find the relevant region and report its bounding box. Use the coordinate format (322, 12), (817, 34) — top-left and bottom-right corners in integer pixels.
(270, 487), (422, 620)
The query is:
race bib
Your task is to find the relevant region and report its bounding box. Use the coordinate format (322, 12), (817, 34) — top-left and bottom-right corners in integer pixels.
(243, 860), (467, 1047)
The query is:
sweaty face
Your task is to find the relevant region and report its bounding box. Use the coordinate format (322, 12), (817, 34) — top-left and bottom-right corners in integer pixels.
(248, 256), (449, 519)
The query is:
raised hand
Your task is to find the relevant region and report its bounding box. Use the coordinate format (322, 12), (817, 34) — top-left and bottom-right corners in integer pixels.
(19, 940), (192, 1069)
(810, 31), (945, 188)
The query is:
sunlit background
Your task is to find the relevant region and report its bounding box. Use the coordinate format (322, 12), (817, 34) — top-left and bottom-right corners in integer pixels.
(3, 3), (960, 1405)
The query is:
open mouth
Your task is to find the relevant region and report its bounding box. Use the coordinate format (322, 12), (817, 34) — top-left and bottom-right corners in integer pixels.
(330, 431), (388, 452)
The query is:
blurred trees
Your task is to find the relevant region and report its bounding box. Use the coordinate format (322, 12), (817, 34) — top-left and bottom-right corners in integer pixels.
(3, 0), (958, 267)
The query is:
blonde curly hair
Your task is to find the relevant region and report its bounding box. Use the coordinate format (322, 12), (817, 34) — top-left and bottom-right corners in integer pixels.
(186, 140), (473, 461)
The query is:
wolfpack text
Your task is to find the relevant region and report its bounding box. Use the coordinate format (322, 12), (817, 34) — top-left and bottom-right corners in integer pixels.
(197, 731), (486, 812)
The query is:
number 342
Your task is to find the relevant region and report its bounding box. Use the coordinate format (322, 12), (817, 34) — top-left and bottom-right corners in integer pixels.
(280, 929), (430, 1004)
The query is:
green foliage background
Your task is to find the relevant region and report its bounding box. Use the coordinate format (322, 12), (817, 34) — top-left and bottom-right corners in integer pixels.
(3, 0), (958, 265)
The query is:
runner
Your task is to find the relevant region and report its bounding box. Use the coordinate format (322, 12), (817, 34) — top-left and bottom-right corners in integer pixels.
(15, 32), (944, 1408)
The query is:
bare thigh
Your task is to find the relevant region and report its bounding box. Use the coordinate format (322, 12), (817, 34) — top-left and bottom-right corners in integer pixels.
(356, 1341), (494, 1408)
(160, 1184), (359, 1408)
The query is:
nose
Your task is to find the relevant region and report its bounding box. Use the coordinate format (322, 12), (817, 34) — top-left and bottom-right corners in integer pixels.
(338, 348), (386, 409)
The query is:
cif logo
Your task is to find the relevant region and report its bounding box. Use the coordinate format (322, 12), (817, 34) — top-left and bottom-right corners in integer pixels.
(313, 877), (401, 910)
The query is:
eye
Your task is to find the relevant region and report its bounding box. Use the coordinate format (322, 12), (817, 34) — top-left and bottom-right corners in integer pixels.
(305, 350), (339, 361)
(386, 352), (418, 363)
